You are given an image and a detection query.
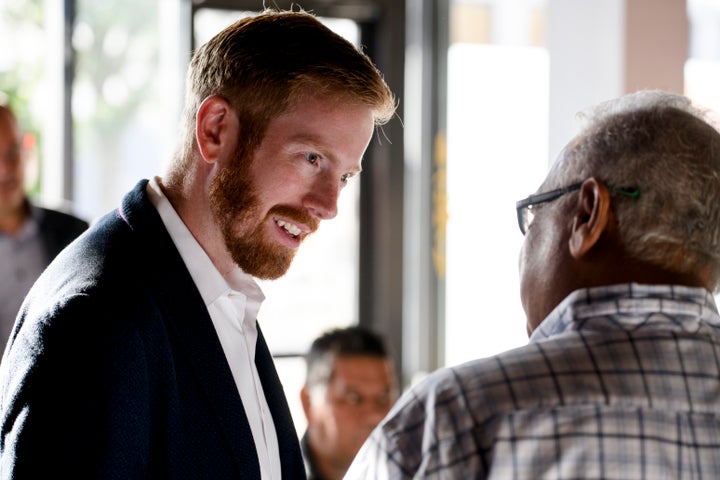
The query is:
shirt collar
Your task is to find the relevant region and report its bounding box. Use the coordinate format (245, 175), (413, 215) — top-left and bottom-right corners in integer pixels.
(531, 283), (720, 342)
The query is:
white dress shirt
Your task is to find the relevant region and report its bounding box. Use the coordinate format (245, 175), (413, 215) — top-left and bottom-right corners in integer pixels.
(146, 177), (281, 479)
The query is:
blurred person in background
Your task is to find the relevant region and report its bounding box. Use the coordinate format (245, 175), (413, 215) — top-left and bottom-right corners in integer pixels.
(346, 90), (720, 479)
(0, 9), (395, 479)
(301, 326), (398, 480)
(0, 103), (87, 349)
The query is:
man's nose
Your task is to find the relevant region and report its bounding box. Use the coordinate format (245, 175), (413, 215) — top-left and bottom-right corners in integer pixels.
(0, 151), (19, 174)
(303, 175), (340, 220)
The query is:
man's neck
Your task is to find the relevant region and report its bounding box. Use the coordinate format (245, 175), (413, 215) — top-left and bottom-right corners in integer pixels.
(310, 447), (348, 480)
(0, 202), (30, 236)
(157, 175), (237, 276)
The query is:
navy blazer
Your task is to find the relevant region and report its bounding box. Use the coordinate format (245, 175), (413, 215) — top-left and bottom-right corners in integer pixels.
(0, 180), (306, 479)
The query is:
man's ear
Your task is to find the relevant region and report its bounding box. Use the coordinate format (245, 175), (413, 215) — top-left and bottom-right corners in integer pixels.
(195, 95), (238, 164)
(300, 386), (312, 421)
(568, 178), (611, 259)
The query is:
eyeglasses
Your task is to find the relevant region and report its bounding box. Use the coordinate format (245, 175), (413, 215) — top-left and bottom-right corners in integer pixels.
(515, 182), (640, 235)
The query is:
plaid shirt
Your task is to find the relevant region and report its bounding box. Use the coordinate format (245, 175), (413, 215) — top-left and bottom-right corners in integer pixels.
(345, 284), (720, 479)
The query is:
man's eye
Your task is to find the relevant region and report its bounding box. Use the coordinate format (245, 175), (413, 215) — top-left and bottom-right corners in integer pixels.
(305, 153), (319, 165)
(375, 394), (392, 408)
(344, 391), (361, 406)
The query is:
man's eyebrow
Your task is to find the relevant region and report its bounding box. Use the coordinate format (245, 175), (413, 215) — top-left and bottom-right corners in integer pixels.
(288, 135), (327, 156)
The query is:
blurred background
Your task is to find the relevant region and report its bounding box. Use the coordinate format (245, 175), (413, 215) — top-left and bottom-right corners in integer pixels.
(2, 0), (719, 432)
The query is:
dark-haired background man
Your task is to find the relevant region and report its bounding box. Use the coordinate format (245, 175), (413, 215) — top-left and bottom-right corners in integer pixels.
(301, 326), (398, 480)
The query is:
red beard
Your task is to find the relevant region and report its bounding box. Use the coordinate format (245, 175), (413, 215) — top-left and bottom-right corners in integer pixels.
(209, 151), (318, 279)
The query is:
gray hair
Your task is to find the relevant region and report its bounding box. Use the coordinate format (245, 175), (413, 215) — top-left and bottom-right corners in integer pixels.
(550, 90), (720, 289)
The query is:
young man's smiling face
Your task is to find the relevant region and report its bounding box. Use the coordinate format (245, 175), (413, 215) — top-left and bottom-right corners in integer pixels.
(210, 94), (374, 279)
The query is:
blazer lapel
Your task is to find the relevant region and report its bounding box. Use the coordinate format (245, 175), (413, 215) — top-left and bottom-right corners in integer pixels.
(255, 324), (307, 479)
(120, 180), (262, 479)
(161, 291), (261, 480)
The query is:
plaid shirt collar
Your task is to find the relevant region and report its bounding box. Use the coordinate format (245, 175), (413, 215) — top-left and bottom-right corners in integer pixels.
(531, 283), (720, 342)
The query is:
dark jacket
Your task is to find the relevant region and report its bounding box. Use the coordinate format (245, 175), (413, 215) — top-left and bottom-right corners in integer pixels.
(0, 180), (305, 479)
(301, 431), (328, 480)
(35, 204), (89, 261)
(0, 204), (88, 346)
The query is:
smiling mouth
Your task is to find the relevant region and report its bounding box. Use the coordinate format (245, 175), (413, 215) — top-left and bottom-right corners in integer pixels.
(274, 218), (302, 238)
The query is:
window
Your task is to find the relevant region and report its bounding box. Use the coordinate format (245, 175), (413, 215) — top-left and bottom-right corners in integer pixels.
(444, 0), (548, 366)
(72, 0), (182, 222)
(686, 0), (720, 124)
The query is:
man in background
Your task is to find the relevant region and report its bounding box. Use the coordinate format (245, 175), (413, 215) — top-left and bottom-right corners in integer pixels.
(301, 326), (398, 480)
(346, 90), (720, 478)
(0, 104), (87, 348)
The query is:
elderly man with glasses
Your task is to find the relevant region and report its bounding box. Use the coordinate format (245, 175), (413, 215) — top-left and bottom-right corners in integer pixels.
(345, 90), (720, 479)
